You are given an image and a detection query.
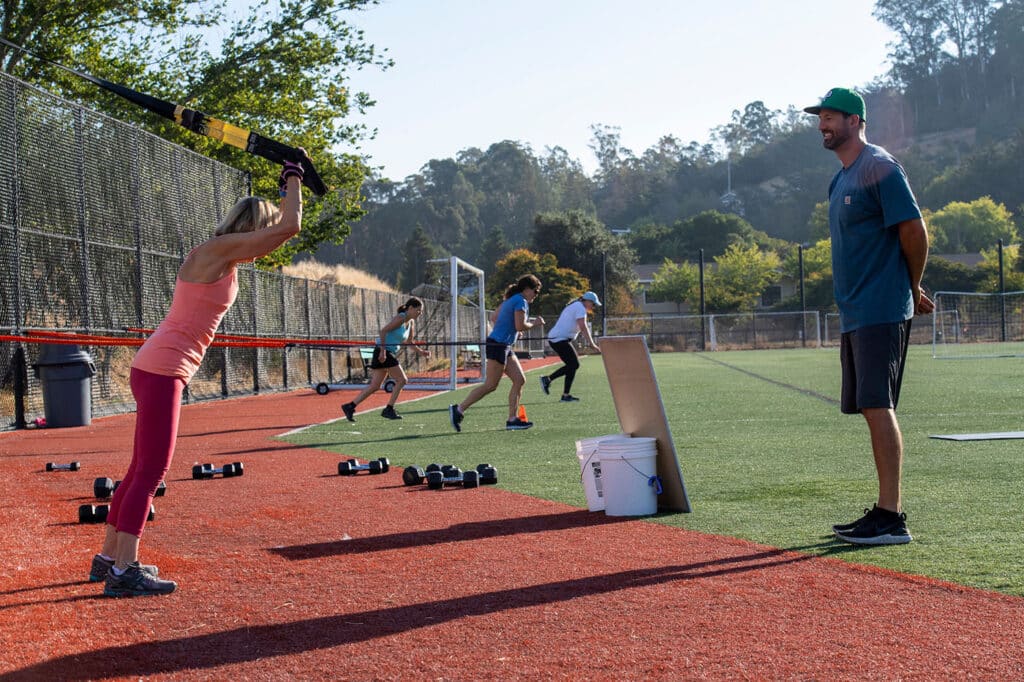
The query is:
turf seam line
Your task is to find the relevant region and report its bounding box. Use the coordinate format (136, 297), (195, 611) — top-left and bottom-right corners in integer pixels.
(696, 353), (839, 406)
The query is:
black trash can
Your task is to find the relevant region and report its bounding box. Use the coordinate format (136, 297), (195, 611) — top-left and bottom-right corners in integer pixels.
(32, 344), (97, 427)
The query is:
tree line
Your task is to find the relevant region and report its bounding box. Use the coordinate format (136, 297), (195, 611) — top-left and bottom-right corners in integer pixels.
(3, 0), (1023, 313)
(317, 0), (1024, 312)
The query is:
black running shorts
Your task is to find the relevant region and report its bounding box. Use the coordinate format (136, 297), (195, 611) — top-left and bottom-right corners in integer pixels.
(484, 337), (512, 365)
(839, 320), (912, 414)
(368, 345), (399, 370)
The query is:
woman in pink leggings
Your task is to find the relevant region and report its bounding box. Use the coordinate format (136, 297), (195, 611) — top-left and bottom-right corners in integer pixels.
(91, 157), (307, 597)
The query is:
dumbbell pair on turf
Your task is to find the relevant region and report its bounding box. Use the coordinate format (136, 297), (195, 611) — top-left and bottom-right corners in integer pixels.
(402, 463), (498, 489)
(337, 457), (390, 476)
(192, 462), (244, 479)
(46, 461), (81, 471)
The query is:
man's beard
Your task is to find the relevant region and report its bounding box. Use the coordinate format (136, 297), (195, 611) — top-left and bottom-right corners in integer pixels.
(822, 127), (850, 150)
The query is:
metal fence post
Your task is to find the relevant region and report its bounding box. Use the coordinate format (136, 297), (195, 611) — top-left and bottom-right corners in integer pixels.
(74, 109), (92, 331)
(998, 239), (1006, 342)
(251, 267), (259, 393)
(305, 277), (314, 388)
(699, 249), (706, 351)
(798, 244), (807, 347)
(6, 80), (23, 335)
(12, 345), (27, 429)
(280, 269), (288, 390)
(326, 288), (334, 383)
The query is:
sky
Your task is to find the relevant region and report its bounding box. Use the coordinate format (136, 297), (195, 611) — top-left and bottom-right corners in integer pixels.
(238, 1), (900, 180)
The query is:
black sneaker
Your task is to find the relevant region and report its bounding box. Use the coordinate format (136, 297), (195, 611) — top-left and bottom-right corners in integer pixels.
(832, 506), (878, 534)
(381, 405), (402, 420)
(341, 402), (356, 422)
(560, 394), (580, 402)
(506, 418), (533, 430)
(835, 508), (913, 545)
(103, 562), (177, 597)
(540, 376), (551, 395)
(449, 404), (463, 432)
(89, 554), (158, 582)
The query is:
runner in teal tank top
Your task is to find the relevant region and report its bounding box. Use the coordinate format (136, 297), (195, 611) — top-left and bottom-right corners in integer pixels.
(341, 297), (430, 421)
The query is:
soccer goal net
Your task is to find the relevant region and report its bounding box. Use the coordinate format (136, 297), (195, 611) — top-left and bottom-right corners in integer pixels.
(306, 257), (486, 396)
(932, 290), (1024, 359)
(404, 256), (488, 390)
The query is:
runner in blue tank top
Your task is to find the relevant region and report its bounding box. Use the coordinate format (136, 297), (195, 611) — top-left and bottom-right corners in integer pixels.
(449, 274), (544, 431)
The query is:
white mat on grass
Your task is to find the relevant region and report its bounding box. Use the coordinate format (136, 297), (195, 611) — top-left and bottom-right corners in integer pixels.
(929, 431), (1024, 441)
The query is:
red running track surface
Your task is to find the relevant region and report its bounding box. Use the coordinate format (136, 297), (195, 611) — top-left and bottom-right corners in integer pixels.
(1, 361), (1022, 680)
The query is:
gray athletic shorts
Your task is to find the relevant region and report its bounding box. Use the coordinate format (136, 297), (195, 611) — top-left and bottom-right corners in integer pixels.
(839, 320), (912, 414)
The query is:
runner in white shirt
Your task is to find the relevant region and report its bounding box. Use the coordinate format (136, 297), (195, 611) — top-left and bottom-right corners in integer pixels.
(539, 291), (602, 402)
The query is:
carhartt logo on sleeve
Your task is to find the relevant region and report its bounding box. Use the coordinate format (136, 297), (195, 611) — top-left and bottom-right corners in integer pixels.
(844, 195), (852, 205)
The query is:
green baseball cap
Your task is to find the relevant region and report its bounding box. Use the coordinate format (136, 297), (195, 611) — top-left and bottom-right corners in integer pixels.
(804, 87), (866, 121)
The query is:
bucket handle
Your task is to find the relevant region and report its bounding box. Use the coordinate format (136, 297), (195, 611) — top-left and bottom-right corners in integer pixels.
(617, 455), (663, 495)
(579, 449), (598, 483)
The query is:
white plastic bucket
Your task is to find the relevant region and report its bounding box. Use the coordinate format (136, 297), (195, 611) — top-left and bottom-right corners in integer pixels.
(575, 435), (627, 512)
(597, 436), (659, 516)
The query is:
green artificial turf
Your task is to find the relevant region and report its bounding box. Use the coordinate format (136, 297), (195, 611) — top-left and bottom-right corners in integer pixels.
(282, 347), (1024, 596)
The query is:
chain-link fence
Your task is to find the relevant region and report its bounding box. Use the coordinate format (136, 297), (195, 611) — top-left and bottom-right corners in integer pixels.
(0, 70), (476, 431)
(605, 311), (823, 352)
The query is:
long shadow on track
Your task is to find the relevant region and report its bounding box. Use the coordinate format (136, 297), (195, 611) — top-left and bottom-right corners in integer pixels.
(1, 548), (813, 681)
(271, 509), (634, 558)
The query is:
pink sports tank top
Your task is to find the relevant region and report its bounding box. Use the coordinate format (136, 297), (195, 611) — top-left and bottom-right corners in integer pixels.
(131, 268), (239, 380)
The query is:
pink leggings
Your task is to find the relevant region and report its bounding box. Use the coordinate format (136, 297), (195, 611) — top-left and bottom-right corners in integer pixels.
(107, 368), (186, 537)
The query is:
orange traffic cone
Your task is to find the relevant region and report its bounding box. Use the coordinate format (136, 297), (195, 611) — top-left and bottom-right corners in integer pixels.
(517, 404), (528, 422)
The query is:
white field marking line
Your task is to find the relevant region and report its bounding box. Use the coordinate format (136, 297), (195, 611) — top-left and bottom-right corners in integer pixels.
(277, 365), (557, 437)
(277, 390), (448, 437)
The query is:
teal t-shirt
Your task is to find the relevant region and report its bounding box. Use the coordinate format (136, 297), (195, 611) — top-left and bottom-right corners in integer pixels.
(383, 311), (410, 352)
(828, 143), (921, 333)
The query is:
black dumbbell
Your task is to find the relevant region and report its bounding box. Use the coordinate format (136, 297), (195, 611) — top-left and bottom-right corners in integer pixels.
(426, 466), (481, 489)
(46, 461), (81, 472)
(338, 457), (390, 476)
(417, 464), (495, 488)
(402, 465), (426, 486)
(78, 503), (155, 524)
(403, 463), (493, 488)
(475, 463), (499, 485)
(192, 462), (244, 479)
(402, 463), (445, 486)
(94, 478), (167, 499)
(94, 477), (117, 499)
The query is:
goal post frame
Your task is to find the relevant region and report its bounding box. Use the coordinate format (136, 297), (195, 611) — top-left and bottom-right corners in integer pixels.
(931, 289), (1024, 359)
(424, 256), (488, 390)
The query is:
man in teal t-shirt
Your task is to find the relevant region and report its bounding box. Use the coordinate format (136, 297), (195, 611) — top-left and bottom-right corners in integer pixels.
(805, 87), (935, 546)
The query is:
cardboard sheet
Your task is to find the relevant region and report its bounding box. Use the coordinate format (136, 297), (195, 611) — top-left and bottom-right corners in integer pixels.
(600, 336), (691, 512)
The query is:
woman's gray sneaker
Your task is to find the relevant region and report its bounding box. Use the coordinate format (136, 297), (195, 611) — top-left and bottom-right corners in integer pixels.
(103, 562), (177, 597)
